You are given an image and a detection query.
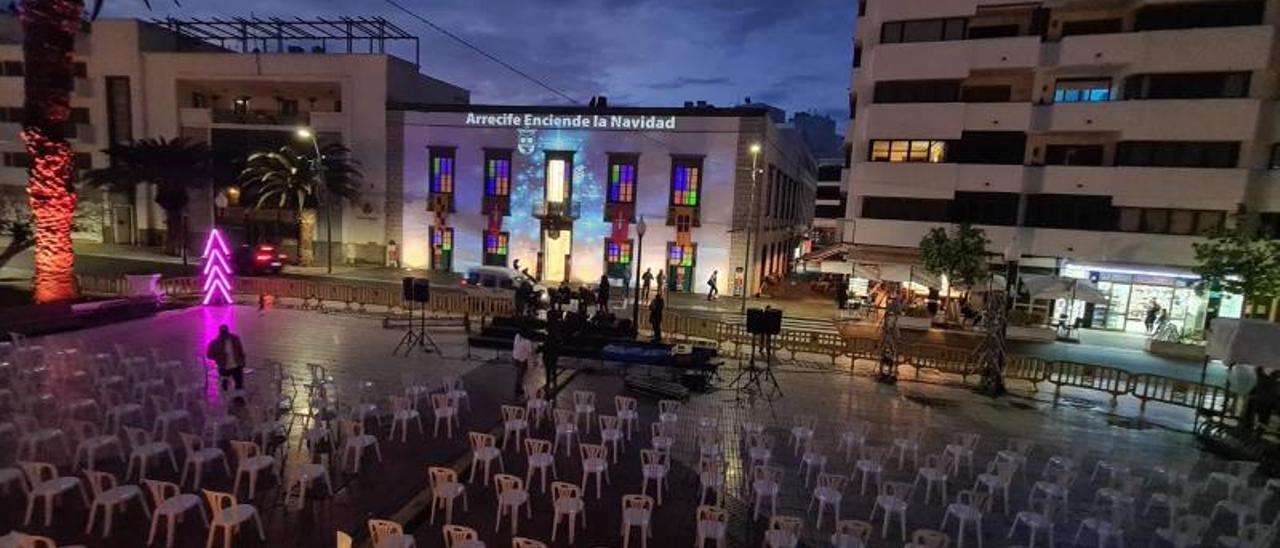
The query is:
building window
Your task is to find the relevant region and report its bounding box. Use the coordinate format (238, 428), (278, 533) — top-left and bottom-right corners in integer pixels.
(0, 107), (22, 122)
(1115, 141), (1239, 168)
(1134, 0), (1264, 32)
(608, 155), (637, 203)
(868, 139), (947, 163)
(191, 92), (208, 108)
(606, 240), (633, 265)
(232, 96), (250, 115)
(545, 151), (573, 203)
(881, 17), (966, 44)
(1053, 78), (1111, 103)
(0, 61), (22, 77)
(278, 98), (298, 116)
(483, 231), (509, 266)
(429, 147), (455, 194)
(430, 226), (454, 271)
(1117, 207), (1226, 235)
(1024, 194), (1114, 230)
(670, 156), (703, 207)
(1270, 144), (1280, 169)
(952, 192), (1020, 226)
(961, 85), (1012, 103)
(1123, 72), (1250, 100)
(72, 62), (87, 78)
(852, 46), (861, 68)
(873, 80), (961, 103)
(485, 151), (511, 198)
(1060, 18), (1123, 36)
(1044, 144), (1105, 166)
(3, 152), (31, 168)
(667, 242), (695, 266)
(861, 196), (950, 222)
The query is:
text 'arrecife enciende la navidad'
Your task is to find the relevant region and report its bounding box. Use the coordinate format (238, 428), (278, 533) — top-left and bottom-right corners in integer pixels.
(463, 112), (677, 130)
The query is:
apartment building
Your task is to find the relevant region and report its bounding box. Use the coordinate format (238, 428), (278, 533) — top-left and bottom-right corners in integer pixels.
(813, 160), (847, 245)
(389, 103), (817, 293)
(845, 0), (1280, 331)
(0, 16), (468, 264)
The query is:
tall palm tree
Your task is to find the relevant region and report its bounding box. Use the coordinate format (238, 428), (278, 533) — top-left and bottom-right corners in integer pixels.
(84, 137), (212, 259)
(239, 143), (361, 267)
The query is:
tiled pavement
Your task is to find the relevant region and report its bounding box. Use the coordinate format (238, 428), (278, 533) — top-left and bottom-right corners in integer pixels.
(1, 305), (1274, 548)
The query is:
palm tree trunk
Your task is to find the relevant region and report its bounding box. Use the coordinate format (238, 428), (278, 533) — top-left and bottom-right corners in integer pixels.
(163, 208), (182, 256)
(298, 208), (317, 266)
(21, 0), (82, 303)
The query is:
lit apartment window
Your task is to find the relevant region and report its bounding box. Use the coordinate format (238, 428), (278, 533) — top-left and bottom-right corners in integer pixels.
(670, 157), (703, 207)
(483, 231), (509, 266)
(1053, 79), (1111, 103)
(607, 156), (637, 203)
(232, 96), (250, 115)
(869, 140), (947, 163)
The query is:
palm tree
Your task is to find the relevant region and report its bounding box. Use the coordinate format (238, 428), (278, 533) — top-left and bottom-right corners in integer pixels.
(239, 143), (361, 267)
(84, 137), (212, 260)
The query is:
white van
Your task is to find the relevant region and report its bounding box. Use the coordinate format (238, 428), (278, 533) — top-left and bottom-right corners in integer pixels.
(463, 266), (549, 303)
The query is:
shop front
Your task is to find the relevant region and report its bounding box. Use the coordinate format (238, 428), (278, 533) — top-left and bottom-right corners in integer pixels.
(1059, 263), (1241, 335)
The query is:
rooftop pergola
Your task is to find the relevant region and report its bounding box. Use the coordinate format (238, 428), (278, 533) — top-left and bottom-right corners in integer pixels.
(149, 16), (421, 66)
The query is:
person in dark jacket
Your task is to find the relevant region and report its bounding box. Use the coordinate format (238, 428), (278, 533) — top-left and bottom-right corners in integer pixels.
(598, 275), (611, 313)
(649, 293), (665, 343)
(206, 325), (246, 391)
(641, 268), (654, 301)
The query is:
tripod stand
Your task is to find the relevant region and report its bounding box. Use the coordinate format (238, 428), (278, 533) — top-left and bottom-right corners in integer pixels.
(394, 299), (442, 356)
(729, 331), (783, 404)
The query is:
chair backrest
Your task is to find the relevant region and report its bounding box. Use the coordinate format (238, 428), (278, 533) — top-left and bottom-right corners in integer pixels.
(579, 443), (608, 462)
(512, 538), (548, 548)
(622, 493), (654, 512)
(748, 433), (774, 451)
(431, 393), (455, 410)
(911, 529), (951, 548)
(955, 489), (988, 511)
(525, 438), (552, 456)
(19, 461), (56, 485)
(1227, 460), (1259, 478)
(768, 515), (803, 534)
(494, 473), (524, 495)
(641, 449), (665, 468)
(1171, 514), (1210, 538)
(883, 480), (914, 500)
(1006, 437), (1034, 456)
(861, 445), (889, 463)
(336, 530), (353, 548)
(339, 419), (363, 439)
(699, 456), (722, 476)
(615, 395), (637, 413)
(441, 375), (464, 392)
(428, 466), (457, 487)
(502, 405), (526, 422)
(203, 489), (239, 522)
(572, 390), (595, 406)
(122, 426), (150, 447)
(84, 470), (118, 497)
(367, 519), (403, 543)
(143, 479), (179, 505)
(1237, 523), (1274, 546)
(754, 465), (782, 484)
(658, 399), (680, 415)
(650, 421), (669, 438)
(794, 414), (817, 430)
(697, 504), (727, 525)
(817, 472), (846, 491)
(389, 395), (412, 413)
(150, 394), (174, 413)
(954, 432), (980, 450)
(229, 440), (261, 462)
(442, 524), (479, 547)
(179, 432), (203, 453)
(599, 415), (622, 431)
(551, 481), (581, 501)
(469, 431), (496, 451)
(553, 408), (575, 425)
(835, 519), (873, 540)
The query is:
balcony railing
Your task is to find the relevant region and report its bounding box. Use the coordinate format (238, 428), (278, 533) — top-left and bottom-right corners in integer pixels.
(532, 200), (580, 221)
(211, 109), (312, 126)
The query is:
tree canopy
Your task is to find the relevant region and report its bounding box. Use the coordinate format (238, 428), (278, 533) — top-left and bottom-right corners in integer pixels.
(919, 223), (991, 288)
(1193, 216), (1280, 310)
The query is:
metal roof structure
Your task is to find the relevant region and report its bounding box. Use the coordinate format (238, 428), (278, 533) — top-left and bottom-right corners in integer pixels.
(149, 17), (420, 66)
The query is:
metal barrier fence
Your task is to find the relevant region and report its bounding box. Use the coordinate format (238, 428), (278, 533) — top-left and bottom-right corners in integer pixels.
(79, 273), (1230, 417)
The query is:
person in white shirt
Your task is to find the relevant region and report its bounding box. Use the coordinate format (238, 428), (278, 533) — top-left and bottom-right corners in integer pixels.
(511, 328), (535, 399)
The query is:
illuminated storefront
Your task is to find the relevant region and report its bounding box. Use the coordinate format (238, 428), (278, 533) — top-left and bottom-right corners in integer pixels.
(1059, 263), (1241, 334)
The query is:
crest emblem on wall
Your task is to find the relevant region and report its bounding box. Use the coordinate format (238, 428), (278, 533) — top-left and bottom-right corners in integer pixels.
(517, 128), (537, 155)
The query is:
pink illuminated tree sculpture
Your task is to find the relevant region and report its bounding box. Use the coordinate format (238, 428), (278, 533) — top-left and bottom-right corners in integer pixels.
(201, 228), (233, 305)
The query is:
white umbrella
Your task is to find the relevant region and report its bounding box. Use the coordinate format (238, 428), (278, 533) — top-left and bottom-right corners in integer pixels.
(1022, 275), (1109, 304)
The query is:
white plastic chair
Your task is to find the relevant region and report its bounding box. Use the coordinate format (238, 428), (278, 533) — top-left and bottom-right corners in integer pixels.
(553, 409), (578, 456)
(763, 515), (803, 548)
(431, 393), (460, 439)
(870, 481), (912, 541)
(1007, 497), (1056, 548)
(1155, 514), (1210, 548)
(428, 466), (468, 525)
(790, 415), (817, 456)
(524, 438), (557, 493)
(832, 519), (873, 548)
(468, 431), (505, 486)
(369, 518), (415, 548)
(339, 419), (383, 472)
(615, 395), (639, 439)
(1216, 522), (1274, 548)
(997, 438), (1034, 480)
(1072, 505), (1127, 548)
(944, 433), (980, 477)
(150, 395), (191, 442)
(15, 415), (69, 462)
(230, 440), (277, 500)
(525, 397), (549, 430)
(621, 494), (654, 548)
(1210, 486), (1271, 534)
(1030, 470), (1074, 518)
(650, 421), (674, 454)
(83, 470), (150, 537)
(203, 489), (266, 548)
(914, 453), (953, 506)
(747, 433), (775, 476)
(855, 446), (890, 495)
(639, 449), (669, 505)
(837, 420), (871, 462)
(122, 426), (178, 481)
(441, 375), (471, 411)
(809, 472), (847, 531)
(752, 465), (783, 520)
(144, 479), (207, 548)
(699, 457), (725, 506)
(572, 390), (596, 434)
(892, 428), (924, 470)
(1144, 475), (1205, 528)
(501, 405), (529, 452)
(600, 415), (626, 461)
(442, 524), (483, 548)
(493, 473), (531, 535)
(940, 489), (987, 548)
(579, 442), (610, 499)
(285, 461), (334, 507)
(974, 459), (1017, 514)
(1207, 460), (1258, 499)
(696, 504), (728, 548)
(1091, 458), (1131, 486)
(801, 444), (830, 487)
(388, 395), (423, 443)
(658, 399), (680, 424)
(178, 432), (231, 491)
(68, 419), (124, 472)
(905, 529), (951, 548)
(550, 481), (585, 544)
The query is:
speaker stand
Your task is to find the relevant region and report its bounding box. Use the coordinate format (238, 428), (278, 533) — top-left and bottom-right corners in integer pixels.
(393, 300), (442, 356)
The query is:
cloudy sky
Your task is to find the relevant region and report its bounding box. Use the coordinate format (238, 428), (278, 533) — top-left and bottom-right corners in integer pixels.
(105, 0), (855, 130)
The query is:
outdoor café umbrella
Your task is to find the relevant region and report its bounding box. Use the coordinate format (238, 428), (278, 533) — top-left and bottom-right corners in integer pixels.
(1022, 275), (1109, 304)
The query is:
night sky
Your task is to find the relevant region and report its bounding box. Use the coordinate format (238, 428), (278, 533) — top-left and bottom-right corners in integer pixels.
(105, 0), (855, 130)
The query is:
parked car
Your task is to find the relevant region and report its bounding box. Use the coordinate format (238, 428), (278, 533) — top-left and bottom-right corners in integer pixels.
(463, 266), (548, 304)
(234, 243), (287, 275)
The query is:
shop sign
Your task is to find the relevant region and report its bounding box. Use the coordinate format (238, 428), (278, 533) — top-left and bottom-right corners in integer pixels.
(464, 112), (678, 131)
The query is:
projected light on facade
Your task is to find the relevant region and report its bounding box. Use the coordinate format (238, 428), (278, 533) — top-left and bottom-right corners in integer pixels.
(201, 228), (233, 305)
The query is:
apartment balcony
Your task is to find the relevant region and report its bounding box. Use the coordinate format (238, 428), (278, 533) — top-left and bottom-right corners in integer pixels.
(853, 160), (1028, 196)
(870, 36), (1039, 80)
(854, 218), (1019, 250)
(309, 111), (346, 132)
(1031, 99), (1261, 141)
(210, 109), (312, 126)
(1038, 165), (1248, 210)
(1024, 228), (1201, 267)
(179, 107), (212, 126)
(1051, 25), (1274, 71)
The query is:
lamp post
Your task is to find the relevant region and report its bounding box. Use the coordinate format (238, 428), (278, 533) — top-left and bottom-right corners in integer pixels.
(295, 127), (331, 273)
(741, 142), (762, 313)
(632, 216), (647, 333)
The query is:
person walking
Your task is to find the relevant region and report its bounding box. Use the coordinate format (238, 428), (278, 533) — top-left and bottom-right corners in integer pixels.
(706, 270), (719, 301)
(656, 269), (666, 297)
(205, 325), (246, 392)
(649, 293), (665, 343)
(641, 268), (654, 301)
(598, 274), (611, 313)
(1144, 300), (1160, 333)
(836, 277), (848, 310)
(622, 269), (631, 300)
(511, 327), (534, 399)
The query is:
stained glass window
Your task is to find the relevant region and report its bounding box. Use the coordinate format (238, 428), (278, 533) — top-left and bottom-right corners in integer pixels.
(667, 243), (695, 266)
(606, 240), (633, 264)
(485, 232), (509, 255)
(485, 154), (511, 197)
(671, 158), (702, 206)
(431, 227), (453, 251)
(429, 148), (455, 194)
(608, 159), (637, 203)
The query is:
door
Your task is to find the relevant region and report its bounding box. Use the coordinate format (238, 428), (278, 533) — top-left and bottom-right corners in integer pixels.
(542, 230), (571, 283)
(111, 205), (133, 244)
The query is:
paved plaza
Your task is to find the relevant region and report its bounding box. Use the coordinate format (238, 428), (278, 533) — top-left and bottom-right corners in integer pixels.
(0, 305), (1273, 547)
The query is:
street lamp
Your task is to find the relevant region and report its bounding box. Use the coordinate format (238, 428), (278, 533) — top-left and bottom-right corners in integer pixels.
(295, 127), (331, 273)
(632, 216), (647, 333)
(741, 142), (762, 313)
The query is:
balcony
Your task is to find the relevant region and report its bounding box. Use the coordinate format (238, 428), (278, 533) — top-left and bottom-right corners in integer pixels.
(871, 36), (1040, 80)
(1038, 165), (1248, 210)
(211, 109), (311, 126)
(0, 122), (19, 142)
(1031, 99), (1261, 141)
(1053, 25), (1273, 71)
(533, 201), (579, 230)
(179, 107), (212, 126)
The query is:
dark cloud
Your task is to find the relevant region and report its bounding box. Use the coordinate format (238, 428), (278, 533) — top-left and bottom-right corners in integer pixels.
(645, 76), (733, 90)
